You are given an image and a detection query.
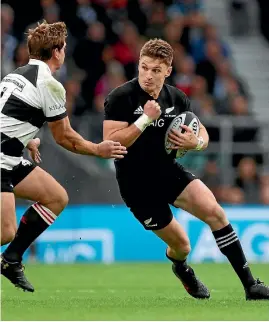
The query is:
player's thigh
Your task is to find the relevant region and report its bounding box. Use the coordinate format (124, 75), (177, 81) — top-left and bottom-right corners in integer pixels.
(129, 202), (173, 231)
(1, 192), (17, 244)
(173, 179), (228, 229)
(13, 165), (68, 214)
(154, 217), (190, 253)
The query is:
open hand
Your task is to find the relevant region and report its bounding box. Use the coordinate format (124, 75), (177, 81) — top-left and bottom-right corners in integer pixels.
(27, 138), (42, 163)
(168, 125), (198, 150)
(97, 141), (127, 159)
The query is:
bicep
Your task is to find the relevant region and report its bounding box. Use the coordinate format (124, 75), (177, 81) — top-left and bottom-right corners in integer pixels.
(104, 92), (132, 123)
(103, 120), (129, 140)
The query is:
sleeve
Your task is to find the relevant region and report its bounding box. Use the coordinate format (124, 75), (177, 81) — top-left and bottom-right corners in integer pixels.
(104, 90), (133, 124)
(38, 78), (67, 122)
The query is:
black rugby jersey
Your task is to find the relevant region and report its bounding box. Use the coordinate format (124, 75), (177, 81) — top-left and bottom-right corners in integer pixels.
(104, 78), (191, 178)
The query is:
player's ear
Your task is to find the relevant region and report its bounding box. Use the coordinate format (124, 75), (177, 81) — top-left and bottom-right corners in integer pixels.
(53, 48), (60, 60)
(165, 66), (172, 78)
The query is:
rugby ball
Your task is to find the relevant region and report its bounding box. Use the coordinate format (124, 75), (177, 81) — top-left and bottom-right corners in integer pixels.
(165, 111), (200, 158)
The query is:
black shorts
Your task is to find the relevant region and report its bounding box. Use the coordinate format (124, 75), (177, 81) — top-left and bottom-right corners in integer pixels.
(116, 164), (196, 231)
(1, 159), (36, 193)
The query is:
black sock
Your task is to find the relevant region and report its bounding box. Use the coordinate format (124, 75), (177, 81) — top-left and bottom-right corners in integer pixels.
(3, 203), (56, 263)
(213, 224), (255, 288)
(166, 250), (188, 271)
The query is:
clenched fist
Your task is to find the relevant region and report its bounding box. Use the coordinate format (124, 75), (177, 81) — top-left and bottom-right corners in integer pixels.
(97, 140), (127, 159)
(144, 100), (161, 120)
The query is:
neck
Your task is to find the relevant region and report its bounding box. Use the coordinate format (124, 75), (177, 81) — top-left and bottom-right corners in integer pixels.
(139, 79), (162, 99)
(46, 61), (58, 74)
(147, 89), (160, 99)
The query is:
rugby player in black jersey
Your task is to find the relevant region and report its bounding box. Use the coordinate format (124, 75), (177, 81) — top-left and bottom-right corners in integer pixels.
(103, 39), (269, 300)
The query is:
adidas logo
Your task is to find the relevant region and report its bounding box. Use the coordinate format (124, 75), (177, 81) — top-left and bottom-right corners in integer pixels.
(134, 106), (144, 114)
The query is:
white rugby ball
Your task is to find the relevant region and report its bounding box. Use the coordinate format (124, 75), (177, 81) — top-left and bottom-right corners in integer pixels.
(165, 111), (200, 158)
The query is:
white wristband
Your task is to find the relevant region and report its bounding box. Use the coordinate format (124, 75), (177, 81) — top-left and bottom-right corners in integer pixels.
(134, 113), (152, 132)
(195, 136), (204, 151)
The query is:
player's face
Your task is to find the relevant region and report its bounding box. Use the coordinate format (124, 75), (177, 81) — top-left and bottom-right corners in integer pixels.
(138, 56), (172, 95)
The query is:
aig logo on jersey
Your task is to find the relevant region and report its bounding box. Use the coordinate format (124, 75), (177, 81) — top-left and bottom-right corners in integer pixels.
(149, 119), (165, 127)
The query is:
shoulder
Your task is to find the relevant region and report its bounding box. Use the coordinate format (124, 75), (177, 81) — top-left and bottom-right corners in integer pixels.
(165, 83), (189, 103)
(38, 75), (65, 99)
(106, 78), (138, 102)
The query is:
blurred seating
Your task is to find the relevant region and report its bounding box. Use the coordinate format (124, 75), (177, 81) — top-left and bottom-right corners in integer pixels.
(1, 0), (268, 204)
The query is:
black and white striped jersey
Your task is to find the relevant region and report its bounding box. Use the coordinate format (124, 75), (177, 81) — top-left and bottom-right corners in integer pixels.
(0, 59), (67, 170)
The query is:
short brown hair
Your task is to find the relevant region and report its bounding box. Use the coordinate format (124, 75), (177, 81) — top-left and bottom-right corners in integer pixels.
(27, 20), (67, 61)
(140, 38), (173, 66)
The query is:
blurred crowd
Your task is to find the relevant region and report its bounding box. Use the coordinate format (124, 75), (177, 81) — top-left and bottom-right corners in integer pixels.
(1, 0), (268, 205)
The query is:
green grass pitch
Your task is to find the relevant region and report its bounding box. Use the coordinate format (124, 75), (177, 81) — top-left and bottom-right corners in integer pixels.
(1, 263), (269, 321)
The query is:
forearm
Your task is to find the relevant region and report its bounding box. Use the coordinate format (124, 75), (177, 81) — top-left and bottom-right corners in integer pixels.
(58, 128), (98, 155)
(106, 124), (142, 148)
(197, 126), (209, 150)
(106, 114), (152, 148)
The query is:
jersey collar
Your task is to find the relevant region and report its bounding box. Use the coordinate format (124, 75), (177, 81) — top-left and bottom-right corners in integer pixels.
(28, 59), (52, 75)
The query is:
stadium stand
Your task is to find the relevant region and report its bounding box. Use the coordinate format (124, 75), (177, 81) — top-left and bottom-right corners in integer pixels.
(1, 0), (269, 205)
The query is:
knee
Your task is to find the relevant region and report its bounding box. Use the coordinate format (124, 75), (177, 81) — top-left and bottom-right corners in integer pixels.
(203, 202), (228, 228)
(42, 187), (69, 215)
(1, 224), (16, 245)
(179, 243), (191, 257)
(59, 188), (69, 209)
(168, 241), (191, 258)
(56, 188), (69, 213)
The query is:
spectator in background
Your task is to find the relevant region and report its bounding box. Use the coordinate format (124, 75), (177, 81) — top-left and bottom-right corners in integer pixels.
(196, 40), (224, 94)
(95, 60), (127, 98)
(235, 157), (260, 204)
(91, 60), (127, 143)
(65, 78), (87, 119)
(173, 55), (195, 96)
(200, 156), (222, 199)
(167, 0), (204, 20)
(198, 95), (216, 117)
(189, 75), (208, 114)
(229, 95), (262, 168)
(127, 0), (152, 35)
(40, 0), (60, 23)
(226, 186), (245, 204)
(1, 4), (17, 76)
(230, 95), (249, 116)
(260, 185), (269, 205)
(145, 3), (166, 39)
(260, 173), (269, 204)
(76, 0), (97, 26)
(13, 42), (28, 68)
(164, 16), (191, 53)
(230, 95), (257, 142)
(214, 60), (250, 114)
(73, 21), (106, 107)
(191, 23), (231, 64)
(110, 22), (141, 79)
